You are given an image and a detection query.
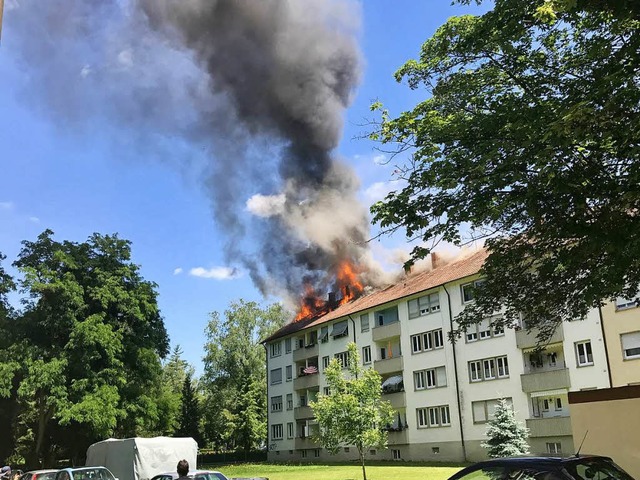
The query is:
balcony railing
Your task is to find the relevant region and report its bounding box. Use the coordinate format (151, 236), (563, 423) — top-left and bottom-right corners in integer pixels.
(372, 321), (401, 342)
(382, 391), (406, 409)
(293, 373), (320, 390)
(387, 429), (409, 445)
(374, 356), (403, 375)
(293, 343), (319, 362)
(521, 368), (570, 393)
(526, 416), (572, 437)
(294, 405), (314, 420)
(516, 325), (564, 349)
(294, 436), (320, 449)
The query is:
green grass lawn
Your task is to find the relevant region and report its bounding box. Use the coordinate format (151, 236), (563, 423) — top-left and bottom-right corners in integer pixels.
(204, 462), (465, 480)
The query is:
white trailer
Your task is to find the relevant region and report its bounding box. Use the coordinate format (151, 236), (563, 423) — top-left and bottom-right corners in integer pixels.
(86, 437), (198, 480)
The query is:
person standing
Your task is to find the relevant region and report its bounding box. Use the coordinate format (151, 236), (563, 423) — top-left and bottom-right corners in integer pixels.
(176, 460), (189, 480)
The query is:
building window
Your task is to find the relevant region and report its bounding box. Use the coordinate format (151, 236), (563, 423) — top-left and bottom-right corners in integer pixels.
(271, 396), (283, 412)
(575, 341), (594, 366)
(270, 341), (281, 358)
(615, 295), (639, 310)
(461, 279), (485, 303)
(361, 313), (370, 332)
(335, 351), (349, 368)
(306, 330), (317, 346)
(621, 331), (640, 360)
(408, 292), (440, 319)
(322, 355), (330, 370)
(555, 397), (563, 410)
(270, 368), (282, 385)
(362, 346), (372, 365)
(469, 356), (509, 382)
(331, 320), (349, 338)
(410, 328), (444, 354)
(286, 365), (292, 381)
(344, 447), (350, 453)
(286, 393), (293, 410)
(323, 387), (330, 395)
(417, 405), (451, 428)
(300, 450), (307, 458)
(319, 326), (329, 343)
(287, 422), (294, 439)
(285, 337), (292, 353)
(271, 424), (283, 440)
(314, 449), (320, 458)
(547, 442), (562, 454)
(432, 447), (440, 454)
(472, 398), (513, 424)
(414, 366), (447, 390)
(392, 449), (401, 460)
(465, 318), (504, 343)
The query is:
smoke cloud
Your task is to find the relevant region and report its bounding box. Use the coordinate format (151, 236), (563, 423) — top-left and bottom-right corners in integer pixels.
(5, 0), (380, 308)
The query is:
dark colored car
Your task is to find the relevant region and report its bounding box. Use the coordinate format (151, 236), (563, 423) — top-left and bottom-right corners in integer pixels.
(449, 455), (635, 480)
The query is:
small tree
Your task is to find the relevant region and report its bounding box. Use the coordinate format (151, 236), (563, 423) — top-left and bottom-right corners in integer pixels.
(176, 373), (203, 446)
(311, 342), (393, 480)
(482, 398), (530, 458)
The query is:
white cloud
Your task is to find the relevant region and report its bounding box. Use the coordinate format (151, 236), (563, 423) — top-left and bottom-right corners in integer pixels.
(80, 65), (92, 78)
(173, 267), (183, 275)
(363, 180), (400, 204)
(189, 266), (241, 280)
(29, 216), (40, 223)
(373, 154), (388, 165)
(117, 49), (134, 68)
(0, 201), (14, 210)
(246, 193), (286, 218)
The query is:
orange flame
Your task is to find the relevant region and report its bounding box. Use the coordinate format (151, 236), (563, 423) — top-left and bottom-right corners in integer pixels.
(293, 259), (365, 321)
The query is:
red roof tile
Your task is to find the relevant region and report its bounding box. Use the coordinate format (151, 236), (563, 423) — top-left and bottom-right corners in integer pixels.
(262, 249), (488, 343)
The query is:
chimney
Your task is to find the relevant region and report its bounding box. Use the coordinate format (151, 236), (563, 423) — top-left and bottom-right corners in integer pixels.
(431, 252), (439, 270)
(327, 291), (336, 307)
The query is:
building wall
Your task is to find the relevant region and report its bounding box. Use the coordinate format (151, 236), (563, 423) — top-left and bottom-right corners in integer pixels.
(266, 272), (611, 463)
(600, 302), (640, 387)
(569, 386), (640, 479)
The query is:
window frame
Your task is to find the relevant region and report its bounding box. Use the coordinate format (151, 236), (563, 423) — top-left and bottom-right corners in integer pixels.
(360, 313), (370, 332)
(575, 340), (594, 367)
(271, 423), (283, 440)
(270, 368), (282, 385)
(270, 341), (282, 358)
(461, 279), (485, 304)
(271, 395), (283, 412)
(621, 331), (640, 360)
(285, 337), (292, 353)
(469, 355), (509, 382)
(286, 365), (292, 381)
(410, 328), (444, 354)
(408, 292), (441, 319)
(362, 345), (372, 365)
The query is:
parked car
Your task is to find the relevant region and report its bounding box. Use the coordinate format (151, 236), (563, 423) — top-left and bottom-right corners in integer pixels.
(19, 470), (58, 480)
(150, 470), (229, 480)
(449, 455), (635, 480)
(54, 467), (117, 480)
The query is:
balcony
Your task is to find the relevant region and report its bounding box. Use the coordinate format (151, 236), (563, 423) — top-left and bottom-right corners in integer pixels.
(387, 429), (409, 445)
(372, 321), (401, 342)
(521, 368), (570, 393)
(374, 356), (403, 375)
(294, 405), (314, 420)
(382, 391), (406, 409)
(526, 416), (572, 437)
(294, 373), (320, 390)
(293, 343), (319, 362)
(516, 325), (564, 349)
(294, 437), (319, 449)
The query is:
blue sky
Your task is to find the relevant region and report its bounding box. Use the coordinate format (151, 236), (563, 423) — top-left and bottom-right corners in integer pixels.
(0, 1), (485, 372)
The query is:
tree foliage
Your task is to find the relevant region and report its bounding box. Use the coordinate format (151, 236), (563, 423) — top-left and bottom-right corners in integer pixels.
(0, 230), (169, 466)
(482, 399), (530, 458)
(176, 372), (203, 446)
(200, 299), (288, 453)
(311, 343), (393, 480)
(371, 0), (640, 340)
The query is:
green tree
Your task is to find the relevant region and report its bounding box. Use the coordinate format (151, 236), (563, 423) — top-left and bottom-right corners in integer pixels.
(155, 345), (194, 436)
(482, 399), (530, 458)
(311, 343), (393, 480)
(201, 300), (287, 453)
(370, 0), (640, 340)
(176, 373), (202, 445)
(0, 253), (18, 462)
(3, 230), (169, 465)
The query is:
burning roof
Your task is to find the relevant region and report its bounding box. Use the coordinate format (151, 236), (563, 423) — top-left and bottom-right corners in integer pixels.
(262, 249), (489, 343)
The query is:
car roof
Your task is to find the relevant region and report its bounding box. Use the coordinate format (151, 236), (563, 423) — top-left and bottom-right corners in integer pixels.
(24, 471), (58, 474)
(449, 455), (613, 480)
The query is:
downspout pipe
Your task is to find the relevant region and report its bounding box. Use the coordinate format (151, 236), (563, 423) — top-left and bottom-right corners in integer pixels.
(597, 305), (613, 388)
(443, 283), (467, 462)
(348, 315), (357, 343)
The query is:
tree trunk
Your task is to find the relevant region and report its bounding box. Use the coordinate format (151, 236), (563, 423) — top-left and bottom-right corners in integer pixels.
(358, 448), (367, 480)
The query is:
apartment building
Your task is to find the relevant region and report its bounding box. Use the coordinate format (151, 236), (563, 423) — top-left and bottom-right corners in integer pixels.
(263, 250), (611, 463)
(600, 294), (640, 387)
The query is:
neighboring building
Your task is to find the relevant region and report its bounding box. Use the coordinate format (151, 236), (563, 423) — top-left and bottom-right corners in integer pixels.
(600, 294), (640, 387)
(263, 250), (611, 463)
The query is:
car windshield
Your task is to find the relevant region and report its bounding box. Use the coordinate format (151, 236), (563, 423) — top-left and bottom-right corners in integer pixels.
(564, 458), (633, 480)
(71, 469), (115, 480)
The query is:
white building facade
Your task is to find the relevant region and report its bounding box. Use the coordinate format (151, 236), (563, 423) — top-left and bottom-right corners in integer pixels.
(263, 251), (611, 463)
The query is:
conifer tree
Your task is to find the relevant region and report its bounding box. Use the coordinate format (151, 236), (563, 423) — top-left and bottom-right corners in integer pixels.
(482, 399), (530, 458)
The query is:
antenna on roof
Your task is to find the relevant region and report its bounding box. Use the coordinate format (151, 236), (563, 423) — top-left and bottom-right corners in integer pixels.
(575, 430), (589, 457)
